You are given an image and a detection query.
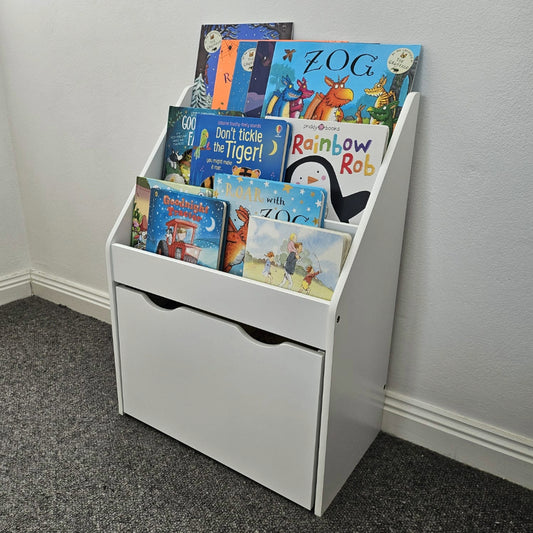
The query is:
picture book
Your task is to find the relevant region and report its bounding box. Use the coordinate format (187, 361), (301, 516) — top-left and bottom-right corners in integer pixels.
(243, 216), (352, 301)
(213, 172), (327, 275)
(191, 23), (294, 109)
(162, 106), (242, 183)
(189, 114), (292, 187)
(280, 117), (389, 224)
(131, 176), (213, 250)
(226, 40), (258, 113)
(145, 188), (228, 270)
(211, 40), (241, 110)
(260, 41), (421, 131)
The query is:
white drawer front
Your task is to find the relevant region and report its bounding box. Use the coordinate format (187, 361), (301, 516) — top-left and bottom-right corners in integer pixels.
(115, 285), (323, 509)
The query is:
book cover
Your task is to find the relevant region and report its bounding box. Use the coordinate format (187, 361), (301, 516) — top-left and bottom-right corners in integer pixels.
(145, 188), (228, 270)
(211, 40), (240, 110)
(281, 117), (389, 224)
(191, 23), (294, 109)
(261, 41), (421, 131)
(226, 40), (258, 113)
(213, 172), (327, 275)
(189, 114), (292, 187)
(243, 216), (352, 300)
(162, 106), (242, 183)
(131, 176), (213, 249)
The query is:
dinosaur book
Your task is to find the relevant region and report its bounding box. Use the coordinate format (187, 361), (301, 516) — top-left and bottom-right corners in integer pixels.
(280, 117), (389, 224)
(145, 188), (229, 270)
(213, 172), (327, 276)
(260, 41), (421, 129)
(243, 216), (352, 301)
(188, 114), (292, 188)
(191, 22), (293, 109)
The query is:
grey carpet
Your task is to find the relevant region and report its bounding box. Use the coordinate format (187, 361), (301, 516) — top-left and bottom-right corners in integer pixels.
(1, 296), (532, 532)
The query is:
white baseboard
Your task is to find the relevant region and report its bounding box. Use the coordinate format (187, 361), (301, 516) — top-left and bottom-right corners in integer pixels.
(0, 269), (32, 305)
(382, 389), (533, 490)
(30, 270), (111, 323)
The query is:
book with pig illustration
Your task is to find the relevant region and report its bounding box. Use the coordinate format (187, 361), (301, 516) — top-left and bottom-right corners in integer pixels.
(145, 188), (228, 270)
(188, 113), (292, 187)
(191, 22), (294, 109)
(243, 216), (352, 301)
(213, 172), (327, 275)
(280, 117), (389, 224)
(131, 176), (213, 250)
(260, 41), (421, 132)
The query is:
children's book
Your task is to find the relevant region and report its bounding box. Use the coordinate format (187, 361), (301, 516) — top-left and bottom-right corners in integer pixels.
(213, 172), (327, 275)
(280, 117), (389, 224)
(191, 23), (294, 109)
(162, 106), (242, 183)
(243, 216), (352, 301)
(211, 40), (240, 110)
(145, 188), (228, 270)
(226, 41), (258, 113)
(131, 176), (213, 249)
(260, 41), (421, 132)
(189, 114), (292, 187)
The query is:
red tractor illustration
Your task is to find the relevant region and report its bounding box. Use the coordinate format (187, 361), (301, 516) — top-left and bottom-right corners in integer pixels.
(156, 219), (201, 264)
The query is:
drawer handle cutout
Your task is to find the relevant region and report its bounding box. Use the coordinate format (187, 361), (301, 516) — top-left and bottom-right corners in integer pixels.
(144, 292), (182, 310)
(239, 323), (288, 346)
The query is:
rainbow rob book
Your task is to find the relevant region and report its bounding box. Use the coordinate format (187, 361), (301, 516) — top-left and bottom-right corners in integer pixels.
(145, 188), (228, 270)
(280, 117), (389, 224)
(189, 114), (292, 187)
(243, 216), (352, 301)
(260, 41), (421, 131)
(213, 172), (327, 275)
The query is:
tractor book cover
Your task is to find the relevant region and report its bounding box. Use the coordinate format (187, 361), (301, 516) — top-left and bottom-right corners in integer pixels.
(188, 114), (292, 187)
(260, 41), (421, 129)
(281, 117), (389, 224)
(131, 177), (213, 250)
(243, 216), (352, 301)
(191, 22), (294, 109)
(213, 172), (327, 276)
(145, 188), (228, 270)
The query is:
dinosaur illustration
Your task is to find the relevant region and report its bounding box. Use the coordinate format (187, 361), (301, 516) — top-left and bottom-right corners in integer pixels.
(367, 101), (399, 138)
(265, 75), (302, 117)
(364, 75), (396, 123)
(303, 75), (354, 122)
(223, 205), (250, 273)
(289, 78), (314, 118)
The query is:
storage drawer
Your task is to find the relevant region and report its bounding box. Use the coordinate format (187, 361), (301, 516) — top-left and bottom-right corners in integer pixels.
(115, 285), (324, 509)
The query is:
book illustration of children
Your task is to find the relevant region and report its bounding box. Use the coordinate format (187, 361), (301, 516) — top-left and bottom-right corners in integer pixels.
(299, 265), (321, 294)
(279, 236), (302, 290)
(263, 251), (275, 283)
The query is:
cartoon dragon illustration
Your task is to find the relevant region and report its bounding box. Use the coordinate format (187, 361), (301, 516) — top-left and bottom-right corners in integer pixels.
(223, 205), (250, 273)
(303, 75), (354, 122)
(367, 101), (399, 138)
(364, 75), (396, 124)
(289, 78), (314, 118)
(265, 75), (302, 117)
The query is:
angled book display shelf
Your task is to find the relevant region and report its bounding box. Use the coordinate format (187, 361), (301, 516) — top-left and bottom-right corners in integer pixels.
(106, 85), (420, 516)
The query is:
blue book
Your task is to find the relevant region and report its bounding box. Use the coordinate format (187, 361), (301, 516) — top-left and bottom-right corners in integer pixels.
(260, 41), (421, 127)
(213, 172), (327, 275)
(189, 114), (292, 187)
(226, 41), (258, 113)
(145, 188), (228, 270)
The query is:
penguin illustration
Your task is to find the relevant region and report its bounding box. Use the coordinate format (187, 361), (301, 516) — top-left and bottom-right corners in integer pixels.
(284, 155), (370, 224)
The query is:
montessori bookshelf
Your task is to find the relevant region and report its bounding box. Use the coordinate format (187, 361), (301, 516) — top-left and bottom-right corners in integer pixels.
(105, 86), (420, 516)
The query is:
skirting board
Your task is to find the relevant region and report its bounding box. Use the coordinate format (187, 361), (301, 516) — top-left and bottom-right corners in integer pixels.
(382, 389), (533, 490)
(1, 270), (531, 491)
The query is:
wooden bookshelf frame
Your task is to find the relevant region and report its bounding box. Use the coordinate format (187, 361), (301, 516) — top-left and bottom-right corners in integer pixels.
(106, 87), (420, 515)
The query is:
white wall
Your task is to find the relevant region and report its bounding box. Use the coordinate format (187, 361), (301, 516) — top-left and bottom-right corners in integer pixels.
(0, 1), (531, 486)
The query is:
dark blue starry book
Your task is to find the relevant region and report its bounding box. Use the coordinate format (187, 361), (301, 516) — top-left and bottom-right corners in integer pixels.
(145, 188), (228, 270)
(188, 114), (292, 187)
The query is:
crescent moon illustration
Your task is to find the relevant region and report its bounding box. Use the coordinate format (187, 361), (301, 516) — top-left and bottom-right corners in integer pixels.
(206, 216), (216, 231)
(268, 139), (278, 156)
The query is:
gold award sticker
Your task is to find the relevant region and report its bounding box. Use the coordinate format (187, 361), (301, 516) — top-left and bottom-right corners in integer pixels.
(241, 48), (256, 72)
(387, 48), (415, 74)
(204, 30), (222, 53)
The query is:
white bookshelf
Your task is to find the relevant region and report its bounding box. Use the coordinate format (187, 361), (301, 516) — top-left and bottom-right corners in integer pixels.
(105, 87), (420, 515)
